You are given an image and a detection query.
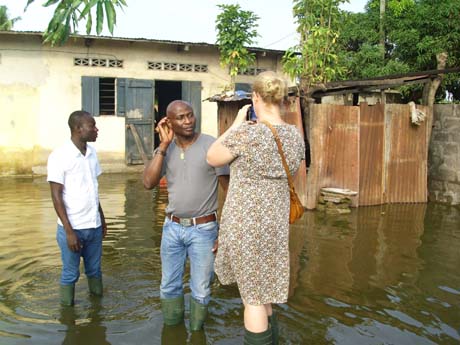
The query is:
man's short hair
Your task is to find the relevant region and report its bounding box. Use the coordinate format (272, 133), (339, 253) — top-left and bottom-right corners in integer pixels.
(68, 111), (91, 131)
(166, 100), (193, 117)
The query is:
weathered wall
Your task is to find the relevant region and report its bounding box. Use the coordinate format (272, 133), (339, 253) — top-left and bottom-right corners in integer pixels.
(322, 90), (402, 105)
(428, 104), (460, 205)
(0, 32), (285, 175)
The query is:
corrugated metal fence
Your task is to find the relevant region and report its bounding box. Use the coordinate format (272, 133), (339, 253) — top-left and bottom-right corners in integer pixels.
(306, 102), (431, 209)
(215, 99), (431, 209)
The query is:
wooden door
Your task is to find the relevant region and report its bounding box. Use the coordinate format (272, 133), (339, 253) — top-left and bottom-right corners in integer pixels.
(121, 79), (155, 165)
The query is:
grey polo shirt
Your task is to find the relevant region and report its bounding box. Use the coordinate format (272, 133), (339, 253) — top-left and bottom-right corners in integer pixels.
(161, 134), (229, 218)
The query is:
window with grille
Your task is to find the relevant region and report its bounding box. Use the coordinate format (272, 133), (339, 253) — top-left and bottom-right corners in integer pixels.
(147, 61), (208, 73)
(82, 77), (154, 117)
(164, 62), (177, 71)
(194, 64), (208, 72)
(148, 62), (163, 70)
(238, 67), (265, 76)
(74, 58), (90, 66)
(179, 63), (193, 72)
(91, 58), (107, 67)
(99, 78), (115, 115)
(108, 59), (123, 68)
(74, 57), (123, 68)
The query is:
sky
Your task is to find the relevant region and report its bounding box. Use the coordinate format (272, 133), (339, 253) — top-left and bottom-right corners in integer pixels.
(0, 0), (368, 50)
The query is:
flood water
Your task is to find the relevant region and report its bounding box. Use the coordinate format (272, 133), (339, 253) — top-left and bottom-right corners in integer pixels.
(0, 174), (459, 345)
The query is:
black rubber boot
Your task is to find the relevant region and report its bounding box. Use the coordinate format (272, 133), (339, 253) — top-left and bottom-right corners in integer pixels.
(161, 295), (185, 326)
(244, 326), (273, 345)
(190, 298), (208, 331)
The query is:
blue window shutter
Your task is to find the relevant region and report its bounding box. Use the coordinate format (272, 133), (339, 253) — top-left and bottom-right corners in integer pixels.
(182, 81), (202, 133)
(125, 79), (154, 119)
(116, 78), (127, 117)
(81, 76), (99, 116)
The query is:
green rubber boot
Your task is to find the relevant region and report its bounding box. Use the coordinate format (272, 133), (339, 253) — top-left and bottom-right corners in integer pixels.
(161, 296), (184, 326)
(244, 326), (273, 345)
(190, 298), (208, 331)
(268, 312), (279, 345)
(60, 284), (75, 306)
(87, 277), (103, 296)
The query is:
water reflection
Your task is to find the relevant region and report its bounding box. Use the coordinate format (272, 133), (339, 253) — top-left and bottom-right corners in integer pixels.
(0, 175), (459, 344)
(287, 204), (460, 345)
(59, 298), (109, 345)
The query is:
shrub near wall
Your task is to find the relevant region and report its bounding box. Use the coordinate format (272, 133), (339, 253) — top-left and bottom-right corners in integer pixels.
(429, 104), (460, 205)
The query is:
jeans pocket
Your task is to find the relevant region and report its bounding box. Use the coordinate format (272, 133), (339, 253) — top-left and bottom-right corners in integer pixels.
(196, 221), (218, 232)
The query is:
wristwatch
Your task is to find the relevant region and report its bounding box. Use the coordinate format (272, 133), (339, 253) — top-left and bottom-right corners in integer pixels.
(156, 149), (166, 156)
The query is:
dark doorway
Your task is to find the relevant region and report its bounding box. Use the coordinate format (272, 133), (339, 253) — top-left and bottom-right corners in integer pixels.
(123, 79), (202, 164)
(156, 81), (182, 117)
(154, 81), (182, 149)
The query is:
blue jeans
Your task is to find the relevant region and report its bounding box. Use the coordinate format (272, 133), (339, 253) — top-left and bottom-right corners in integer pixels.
(160, 217), (218, 305)
(56, 224), (103, 285)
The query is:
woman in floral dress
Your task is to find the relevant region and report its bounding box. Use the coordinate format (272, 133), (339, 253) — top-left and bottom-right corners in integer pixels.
(207, 71), (304, 344)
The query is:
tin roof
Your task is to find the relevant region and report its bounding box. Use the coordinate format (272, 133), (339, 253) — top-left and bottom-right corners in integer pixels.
(0, 30), (286, 55)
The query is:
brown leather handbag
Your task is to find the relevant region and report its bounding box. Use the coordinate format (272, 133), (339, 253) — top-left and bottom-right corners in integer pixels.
(261, 121), (304, 224)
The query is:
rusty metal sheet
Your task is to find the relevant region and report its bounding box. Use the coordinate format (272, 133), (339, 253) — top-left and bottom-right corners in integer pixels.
(306, 103), (430, 209)
(306, 104), (360, 208)
(359, 103), (385, 205)
(323, 105), (360, 206)
(386, 104), (428, 203)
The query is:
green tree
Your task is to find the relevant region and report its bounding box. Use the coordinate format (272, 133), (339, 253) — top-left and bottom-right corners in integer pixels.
(24, 0), (127, 46)
(215, 4), (259, 91)
(0, 5), (21, 30)
(339, 0), (460, 103)
(282, 0), (347, 96)
(337, 3), (410, 80)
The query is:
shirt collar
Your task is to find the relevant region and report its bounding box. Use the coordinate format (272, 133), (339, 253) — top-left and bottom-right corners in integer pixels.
(67, 139), (94, 158)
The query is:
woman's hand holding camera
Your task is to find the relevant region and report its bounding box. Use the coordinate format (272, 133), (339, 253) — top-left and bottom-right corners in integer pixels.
(232, 104), (252, 128)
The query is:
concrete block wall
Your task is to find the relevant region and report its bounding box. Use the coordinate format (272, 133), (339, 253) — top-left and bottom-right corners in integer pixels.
(428, 104), (460, 205)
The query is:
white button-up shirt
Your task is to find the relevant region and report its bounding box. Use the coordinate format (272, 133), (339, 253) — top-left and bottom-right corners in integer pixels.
(47, 140), (102, 229)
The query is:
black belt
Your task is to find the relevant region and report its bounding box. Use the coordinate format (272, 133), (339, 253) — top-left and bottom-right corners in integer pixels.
(168, 213), (217, 227)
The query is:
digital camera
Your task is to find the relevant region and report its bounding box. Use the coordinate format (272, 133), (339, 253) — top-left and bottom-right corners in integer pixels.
(246, 105), (257, 121)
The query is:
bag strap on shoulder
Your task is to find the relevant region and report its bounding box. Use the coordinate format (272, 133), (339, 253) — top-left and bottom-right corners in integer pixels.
(260, 121), (295, 190)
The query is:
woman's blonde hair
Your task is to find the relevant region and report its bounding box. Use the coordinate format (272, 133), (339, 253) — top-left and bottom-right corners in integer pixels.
(252, 71), (287, 105)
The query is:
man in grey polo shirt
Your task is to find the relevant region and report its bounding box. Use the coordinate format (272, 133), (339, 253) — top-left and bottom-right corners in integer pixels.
(143, 100), (229, 331)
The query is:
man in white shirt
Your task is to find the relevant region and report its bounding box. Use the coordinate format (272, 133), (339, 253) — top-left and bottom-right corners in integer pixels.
(47, 110), (107, 306)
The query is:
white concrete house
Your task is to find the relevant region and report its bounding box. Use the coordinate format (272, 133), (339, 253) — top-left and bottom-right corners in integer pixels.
(0, 31), (286, 175)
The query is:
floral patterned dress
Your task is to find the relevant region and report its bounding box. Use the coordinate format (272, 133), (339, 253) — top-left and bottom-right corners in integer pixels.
(215, 121), (305, 305)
